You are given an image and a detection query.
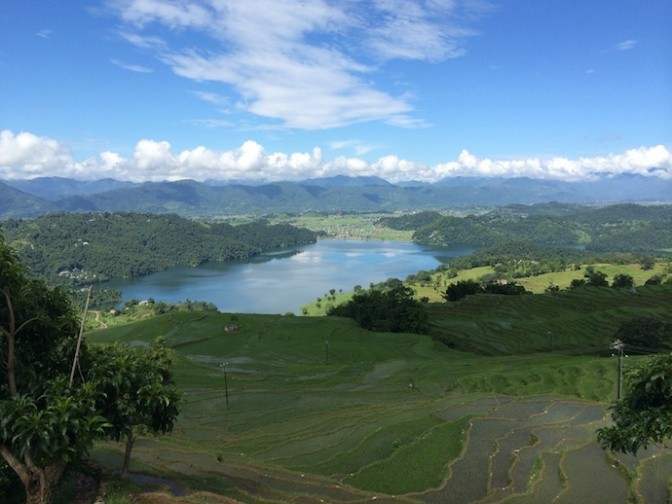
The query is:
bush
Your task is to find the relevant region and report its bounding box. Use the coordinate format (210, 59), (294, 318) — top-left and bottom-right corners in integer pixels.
(584, 267), (608, 287)
(644, 275), (663, 286)
(329, 280), (428, 333)
(443, 280), (481, 302)
(612, 274), (634, 288)
(615, 316), (672, 350)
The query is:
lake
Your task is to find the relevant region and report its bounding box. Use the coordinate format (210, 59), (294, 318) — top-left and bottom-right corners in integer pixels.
(108, 239), (471, 314)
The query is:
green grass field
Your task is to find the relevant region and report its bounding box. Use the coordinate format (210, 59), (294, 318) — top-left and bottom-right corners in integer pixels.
(301, 261), (670, 316)
(87, 285), (672, 503)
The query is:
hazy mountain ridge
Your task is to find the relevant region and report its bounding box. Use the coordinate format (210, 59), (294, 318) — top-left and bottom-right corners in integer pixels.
(5, 176), (135, 201)
(0, 181), (57, 218)
(2, 174), (670, 219)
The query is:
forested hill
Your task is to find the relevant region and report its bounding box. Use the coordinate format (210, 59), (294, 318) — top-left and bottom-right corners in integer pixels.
(379, 204), (672, 252)
(2, 174), (671, 218)
(0, 213), (317, 281)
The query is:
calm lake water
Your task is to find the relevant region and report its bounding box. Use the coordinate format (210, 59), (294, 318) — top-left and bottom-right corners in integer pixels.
(108, 239), (471, 314)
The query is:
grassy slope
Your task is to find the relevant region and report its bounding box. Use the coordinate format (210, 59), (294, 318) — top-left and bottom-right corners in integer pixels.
(428, 284), (672, 355)
(87, 286), (672, 503)
(301, 261), (669, 315)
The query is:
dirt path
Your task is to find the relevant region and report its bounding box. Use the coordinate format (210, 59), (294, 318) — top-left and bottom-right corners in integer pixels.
(90, 310), (108, 329)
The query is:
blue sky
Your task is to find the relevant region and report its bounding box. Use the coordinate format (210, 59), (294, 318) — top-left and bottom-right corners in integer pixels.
(1, 0), (670, 182)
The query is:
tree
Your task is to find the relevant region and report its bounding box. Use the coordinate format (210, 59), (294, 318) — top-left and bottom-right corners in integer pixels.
(584, 267), (609, 287)
(598, 354), (672, 454)
(645, 275), (663, 286)
(482, 281), (529, 296)
(640, 256), (656, 271)
(328, 280), (428, 333)
(611, 274), (634, 289)
(88, 338), (181, 475)
(443, 279), (481, 302)
(1, 234), (107, 504)
(615, 316), (672, 350)
(569, 278), (586, 289)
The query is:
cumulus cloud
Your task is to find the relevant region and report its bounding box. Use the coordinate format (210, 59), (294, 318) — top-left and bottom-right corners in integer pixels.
(105, 0), (484, 129)
(432, 146), (672, 182)
(0, 131), (74, 178)
(1, 130), (671, 183)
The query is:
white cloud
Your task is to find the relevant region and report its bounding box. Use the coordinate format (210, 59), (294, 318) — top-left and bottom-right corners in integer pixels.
(364, 0), (473, 61)
(0, 131), (74, 178)
(330, 140), (382, 156)
(110, 58), (153, 73)
(1, 130), (670, 183)
(110, 0), (211, 29)
(105, 0), (485, 129)
(615, 39), (637, 51)
(182, 118), (234, 129)
(191, 91), (228, 107)
(119, 31), (167, 50)
(432, 146), (672, 182)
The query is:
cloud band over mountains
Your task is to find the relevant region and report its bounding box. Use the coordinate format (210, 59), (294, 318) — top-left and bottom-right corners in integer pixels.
(1, 130), (670, 183)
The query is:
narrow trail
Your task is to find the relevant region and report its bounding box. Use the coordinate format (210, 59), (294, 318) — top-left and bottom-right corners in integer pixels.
(90, 310), (107, 329)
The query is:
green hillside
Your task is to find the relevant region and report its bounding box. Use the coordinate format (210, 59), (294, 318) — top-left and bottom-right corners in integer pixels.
(427, 285), (672, 355)
(402, 204), (672, 252)
(86, 286), (672, 503)
(0, 181), (53, 218)
(1, 212), (317, 281)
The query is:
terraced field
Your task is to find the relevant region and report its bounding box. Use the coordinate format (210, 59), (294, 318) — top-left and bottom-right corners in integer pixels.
(88, 295), (672, 502)
(427, 285), (672, 355)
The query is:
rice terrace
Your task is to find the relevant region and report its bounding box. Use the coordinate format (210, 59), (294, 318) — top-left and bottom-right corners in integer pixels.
(3, 1), (672, 502)
(86, 282), (672, 503)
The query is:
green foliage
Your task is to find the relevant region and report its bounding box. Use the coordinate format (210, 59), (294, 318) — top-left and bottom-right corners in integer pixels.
(428, 284), (672, 355)
(615, 315), (672, 350)
(645, 275), (664, 285)
(0, 233), (107, 502)
(611, 273), (634, 288)
(443, 279), (529, 302)
(85, 308), (663, 501)
(640, 256), (656, 270)
(1, 213), (317, 299)
(404, 204), (672, 253)
(444, 241), (649, 284)
(376, 211), (443, 231)
(1, 234), (181, 501)
(0, 380), (106, 465)
(87, 338), (181, 473)
(444, 279), (481, 301)
(584, 266), (609, 287)
(482, 281), (529, 295)
(569, 278), (586, 289)
(328, 279), (428, 333)
(89, 338), (181, 439)
(598, 354), (672, 454)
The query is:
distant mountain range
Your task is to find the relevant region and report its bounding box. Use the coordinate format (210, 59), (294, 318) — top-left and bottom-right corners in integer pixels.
(1, 174), (670, 219)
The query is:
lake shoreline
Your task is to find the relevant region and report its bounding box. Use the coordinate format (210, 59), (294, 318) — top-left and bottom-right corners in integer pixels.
(106, 239), (471, 314)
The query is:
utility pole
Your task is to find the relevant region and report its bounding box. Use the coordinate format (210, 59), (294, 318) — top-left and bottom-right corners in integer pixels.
(221, 362), (230, 407)
(70, 285), (93, 387)
(611, 339), (625, 400)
